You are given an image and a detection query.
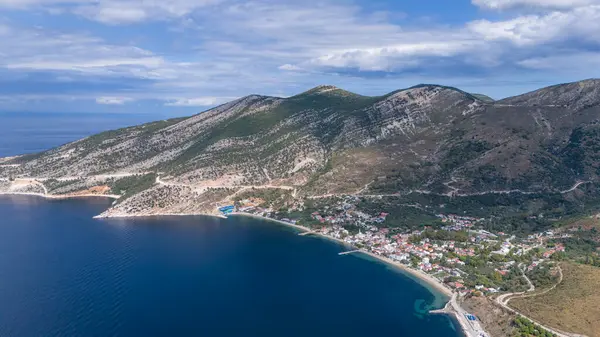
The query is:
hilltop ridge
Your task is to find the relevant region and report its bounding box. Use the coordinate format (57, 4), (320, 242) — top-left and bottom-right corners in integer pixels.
(1, 79), (600, 221)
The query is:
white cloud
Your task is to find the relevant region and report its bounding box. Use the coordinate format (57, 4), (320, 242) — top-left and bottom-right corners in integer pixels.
(0, 25), (169, 78)
(1, 0), (600, 112)
(201, 2), (464, 72)
(278, 64), (302, 71)
(472, 0), (598, 10)
(0, 0), (87, 8)
(76, 4), (149, 24)
(0, 0), (223, 24)
(164, 97), (236, 106)
(299, 41), (478, 72)
(7, 57), (165, 71)
(96, 96), (134, 105)
(272, 1), (600, 73)
(518, 52), (600, 70)
(467, 5), (600, 44)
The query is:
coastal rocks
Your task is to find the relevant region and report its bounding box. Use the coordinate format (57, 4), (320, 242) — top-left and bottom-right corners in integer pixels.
(0, 180), (45, 194)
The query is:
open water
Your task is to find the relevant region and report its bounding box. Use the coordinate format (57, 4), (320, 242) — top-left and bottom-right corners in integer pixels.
(0, 112), (462, 337)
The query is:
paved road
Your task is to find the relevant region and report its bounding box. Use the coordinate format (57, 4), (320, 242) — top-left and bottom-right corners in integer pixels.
(448, 293), (489, 337)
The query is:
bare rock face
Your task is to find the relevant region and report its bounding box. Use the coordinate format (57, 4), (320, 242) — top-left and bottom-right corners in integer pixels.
(3, 79), (600, 214)
(499, 79), (600, 111)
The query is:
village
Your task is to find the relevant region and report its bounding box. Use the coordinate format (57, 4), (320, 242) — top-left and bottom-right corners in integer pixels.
(220, 195), (570, 297)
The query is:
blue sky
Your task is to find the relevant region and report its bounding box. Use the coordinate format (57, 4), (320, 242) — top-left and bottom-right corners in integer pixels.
(0, 0), (599, 114)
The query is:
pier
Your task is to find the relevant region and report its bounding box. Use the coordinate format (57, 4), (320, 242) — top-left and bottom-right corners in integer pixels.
(429, 305), (450, 314)
(338, 249), (360, 255)
(298, 231), (314, 236)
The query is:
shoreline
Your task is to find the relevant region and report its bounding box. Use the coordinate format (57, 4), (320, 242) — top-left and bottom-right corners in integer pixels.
(0, 192), (120, 200)
(228, 212), (313, 232)
(229, 212), (451, 296)
(359, 248), (480, 337)
(228, 212), (356, 248)
(94, 211), (227, 219)
(228, 212), (477, 337)
(357, 250), (453, 298)
(429, 293), (480, 337)
(0, 198), (475, 336)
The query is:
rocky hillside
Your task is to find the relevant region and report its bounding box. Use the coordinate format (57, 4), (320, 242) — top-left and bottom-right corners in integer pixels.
(1, 80), (600, 218)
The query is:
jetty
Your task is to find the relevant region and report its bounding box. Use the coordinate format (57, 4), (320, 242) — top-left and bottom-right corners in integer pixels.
(429, 305), (450, 314)
(298, 231), (314, 236)
(338, 249), (360, 255)
(430, 293), (489, 337)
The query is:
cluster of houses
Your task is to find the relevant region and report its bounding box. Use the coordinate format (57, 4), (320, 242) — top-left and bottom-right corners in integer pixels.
(313, 224), (505, 293)
(310, 210), (389, 226)
(309, 210), (572, 295)
(524, 243), (566, 271)
(221, 195), (574, 296)
(542, 243), (566, 258)
(438, 214), (484, 231)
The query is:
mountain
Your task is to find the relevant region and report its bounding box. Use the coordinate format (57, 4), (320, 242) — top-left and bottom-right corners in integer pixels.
(2, 80), (600, 223)
(470, 93), (494, 103)
(498, 79), (600, 109)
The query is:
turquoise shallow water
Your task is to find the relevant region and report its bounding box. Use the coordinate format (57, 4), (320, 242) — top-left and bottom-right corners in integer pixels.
(0, 195), (462, 337)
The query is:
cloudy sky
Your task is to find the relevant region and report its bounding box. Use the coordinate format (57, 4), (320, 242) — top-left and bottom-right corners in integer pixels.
(0, 0), (599, 114)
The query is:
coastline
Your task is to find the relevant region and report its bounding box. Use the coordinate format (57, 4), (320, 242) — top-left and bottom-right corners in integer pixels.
(228, 212), (313, 233)
(357, 250), (453, 298)
(228, 212), (476, 337)
(0, 198), (475, 336)
(228, 212), (355, 248)
(229, 212), (451, 296)
(0, 192), (120, 200)
(359, 247), (480, 337)
(94, 211), (227, 219)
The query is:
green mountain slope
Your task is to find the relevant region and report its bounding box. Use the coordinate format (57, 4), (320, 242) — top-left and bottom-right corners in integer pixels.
(2, 80), (600, 221)
(471, 93), (495, 102)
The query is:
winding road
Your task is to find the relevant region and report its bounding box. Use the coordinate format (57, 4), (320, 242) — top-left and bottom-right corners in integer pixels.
(155, 175), (298, 198)
(494, 265), (587, 337)
(1, 173), (150, 197)
(307, 181), (593, 200)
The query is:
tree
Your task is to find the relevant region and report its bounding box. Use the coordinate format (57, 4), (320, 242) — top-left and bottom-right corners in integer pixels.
(492, 271), (503, 284)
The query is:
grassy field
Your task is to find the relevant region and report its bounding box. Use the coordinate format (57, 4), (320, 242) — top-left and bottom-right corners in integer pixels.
(510, 262), (600, 337)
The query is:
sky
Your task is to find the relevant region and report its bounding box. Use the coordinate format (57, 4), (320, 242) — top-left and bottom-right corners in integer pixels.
(0, 0), (599, 114)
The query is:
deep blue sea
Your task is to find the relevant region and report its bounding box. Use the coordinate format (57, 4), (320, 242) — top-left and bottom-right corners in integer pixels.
(0, 112), (462, 337)
(0, 112), (177, 157)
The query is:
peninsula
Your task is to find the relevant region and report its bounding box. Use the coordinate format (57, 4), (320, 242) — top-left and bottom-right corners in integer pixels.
(3, 79), (600, 337)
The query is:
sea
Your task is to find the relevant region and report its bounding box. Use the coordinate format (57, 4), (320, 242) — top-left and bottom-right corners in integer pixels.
(0, 112), (462, 337)
(0, 112), (177, 158)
